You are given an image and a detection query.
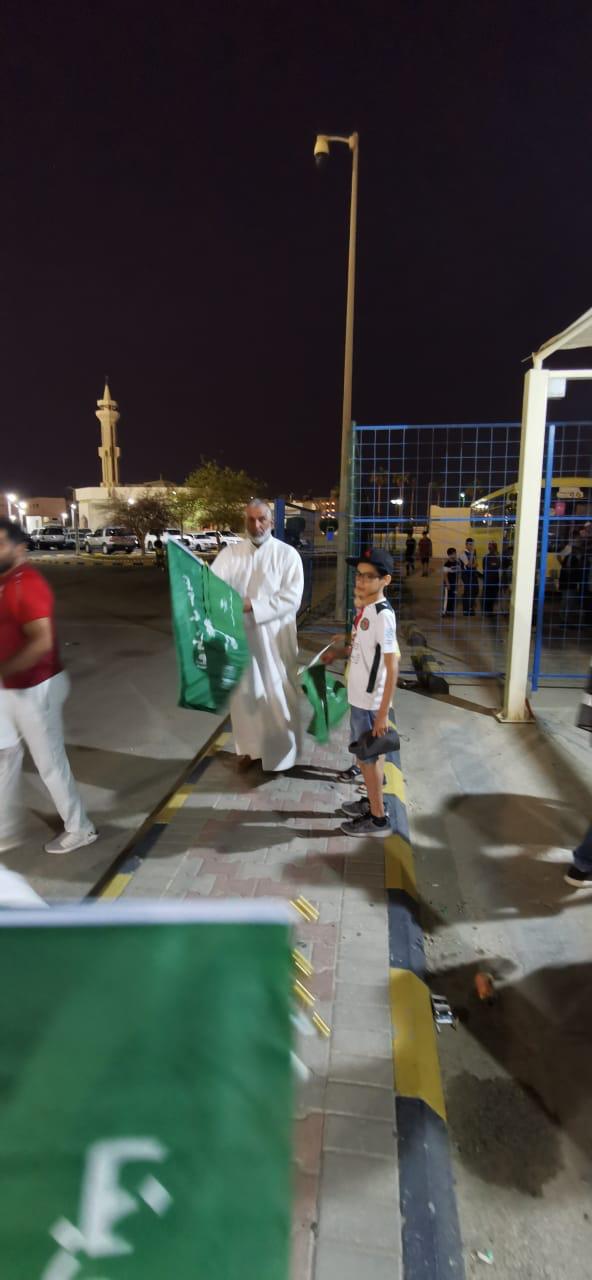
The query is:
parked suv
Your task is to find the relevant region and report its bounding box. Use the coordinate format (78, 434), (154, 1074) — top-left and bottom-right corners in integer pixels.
(84, 527), (138, 554)
(31, 525), (67, 551)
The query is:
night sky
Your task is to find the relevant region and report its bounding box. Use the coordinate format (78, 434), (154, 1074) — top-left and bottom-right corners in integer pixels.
(4, 0), (592, 499)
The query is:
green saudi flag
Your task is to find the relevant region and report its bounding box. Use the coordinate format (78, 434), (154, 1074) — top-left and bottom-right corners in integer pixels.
(301, 662), (349, 744)
(0, 901), (294, 1279)
(167, 537), (250, 713)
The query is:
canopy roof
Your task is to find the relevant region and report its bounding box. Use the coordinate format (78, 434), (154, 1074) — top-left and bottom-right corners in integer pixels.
(534, 305), (592, 365)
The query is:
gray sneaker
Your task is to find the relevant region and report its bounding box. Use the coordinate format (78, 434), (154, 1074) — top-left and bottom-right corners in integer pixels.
(340, 813), (390, 838)
(341, 798), (370, 818)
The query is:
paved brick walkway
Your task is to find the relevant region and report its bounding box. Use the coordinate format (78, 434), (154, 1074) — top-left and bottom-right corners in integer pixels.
(121, 725), (402, 1280)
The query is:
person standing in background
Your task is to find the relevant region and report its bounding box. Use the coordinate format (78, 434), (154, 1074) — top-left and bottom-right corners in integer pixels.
(442, 548), (461, 616)
(418, 530), (432, 576)
(482, 541), (502, 615)
(564, 657), (592, 888)
(460, 537), (479, 616)
(405, 532), (416, 576)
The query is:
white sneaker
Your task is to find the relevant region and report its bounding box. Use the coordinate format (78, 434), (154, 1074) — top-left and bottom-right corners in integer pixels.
(44, 828), (99, 855)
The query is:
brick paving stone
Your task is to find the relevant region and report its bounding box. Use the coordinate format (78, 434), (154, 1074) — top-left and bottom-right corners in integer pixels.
(118, 715), (402, 1279)
(290, 1227), (314, 1280)
(325, 1081), (394, 1121)
(314, 1240), (399, 1280)
(294, 1113), (324, 1174)
(323, 1114), (396, 1159)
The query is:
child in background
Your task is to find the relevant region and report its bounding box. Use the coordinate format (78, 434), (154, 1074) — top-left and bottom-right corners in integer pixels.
(442, 547), (461, 616)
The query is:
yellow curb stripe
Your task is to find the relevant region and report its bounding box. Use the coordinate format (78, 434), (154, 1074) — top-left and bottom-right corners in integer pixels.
(98, 872), (133, 901)
(384, 833), (417, 897)
(389, 968), (446, 1122)
(154, 783), (195, 823)
(383, 760), (406, 803)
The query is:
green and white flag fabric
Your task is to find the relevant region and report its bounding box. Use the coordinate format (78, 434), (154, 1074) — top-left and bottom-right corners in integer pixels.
(0, 901), (294, 1279)
(167, 538), (249, 713)
(301, 661), (349, 744)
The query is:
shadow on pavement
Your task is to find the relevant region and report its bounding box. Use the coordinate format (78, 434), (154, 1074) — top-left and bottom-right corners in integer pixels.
(428, 955), (592, 1187)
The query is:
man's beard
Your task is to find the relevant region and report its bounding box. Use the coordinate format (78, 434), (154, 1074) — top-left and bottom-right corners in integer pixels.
(250, 529), (272, 547)
(0, 555), (16, 575)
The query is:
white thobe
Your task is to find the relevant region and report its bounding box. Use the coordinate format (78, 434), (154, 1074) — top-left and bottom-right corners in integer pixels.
(212, 537), (304, 771)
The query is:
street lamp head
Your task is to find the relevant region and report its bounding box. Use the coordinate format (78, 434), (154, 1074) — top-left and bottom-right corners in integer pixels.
(6, 493), (17, 503)
(314, 134), (330, 168)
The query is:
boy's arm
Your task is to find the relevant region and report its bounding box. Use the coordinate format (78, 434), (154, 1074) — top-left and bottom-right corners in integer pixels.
(372, 651), (399, 737)
(320, 633), (352, 663)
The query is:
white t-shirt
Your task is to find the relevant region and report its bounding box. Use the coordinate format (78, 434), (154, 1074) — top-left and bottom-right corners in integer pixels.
(347, 598), (400, 711)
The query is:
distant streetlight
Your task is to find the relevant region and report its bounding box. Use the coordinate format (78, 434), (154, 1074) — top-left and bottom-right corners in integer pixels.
(70, 502), (80, 555)
(390, 498), (403, 507)
(5, 493), (17, 520)
(314, 130), (359, 618)
(127, 497), (136, 506)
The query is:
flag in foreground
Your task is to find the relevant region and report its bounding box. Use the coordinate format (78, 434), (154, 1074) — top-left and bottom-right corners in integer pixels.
(168, 538), (249, 712)
(301, 662), (349, 743)
(0, 900), (294, 1279)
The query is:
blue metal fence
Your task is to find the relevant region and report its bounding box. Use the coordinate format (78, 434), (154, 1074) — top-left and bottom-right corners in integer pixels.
(351, 422), (592, 684)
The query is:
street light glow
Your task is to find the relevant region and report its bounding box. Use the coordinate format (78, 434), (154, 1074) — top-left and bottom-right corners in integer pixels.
(391, 498), (403, 506)
(6, 493), (17, 503)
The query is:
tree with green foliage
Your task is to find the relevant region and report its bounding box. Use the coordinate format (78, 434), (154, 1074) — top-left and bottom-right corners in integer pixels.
(168, 489), (200, 532)
(108, 491), (174, 544)
(184, 460), (262, 533)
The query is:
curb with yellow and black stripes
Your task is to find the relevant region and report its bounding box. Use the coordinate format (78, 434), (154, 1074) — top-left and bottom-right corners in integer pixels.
(383, 722), (465, 1279)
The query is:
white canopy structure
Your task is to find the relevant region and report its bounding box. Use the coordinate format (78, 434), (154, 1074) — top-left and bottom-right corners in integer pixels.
(502, 306), (592, 720)
(533, 305), (592, 366)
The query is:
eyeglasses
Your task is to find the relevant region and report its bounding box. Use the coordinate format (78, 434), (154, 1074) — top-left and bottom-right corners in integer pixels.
(355, 570), (381, 580)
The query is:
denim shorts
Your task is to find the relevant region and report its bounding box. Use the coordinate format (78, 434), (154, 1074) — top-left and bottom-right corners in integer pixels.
(350, 705), (375, 746)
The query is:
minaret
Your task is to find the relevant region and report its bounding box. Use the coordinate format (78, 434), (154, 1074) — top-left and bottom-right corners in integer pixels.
(96, 378), (121, 487)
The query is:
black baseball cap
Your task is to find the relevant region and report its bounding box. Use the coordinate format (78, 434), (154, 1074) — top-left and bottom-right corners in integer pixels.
(347, 547), (394, 576)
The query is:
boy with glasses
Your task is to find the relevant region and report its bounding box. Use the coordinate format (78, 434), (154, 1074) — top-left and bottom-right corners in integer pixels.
(322, 548), (399, 837)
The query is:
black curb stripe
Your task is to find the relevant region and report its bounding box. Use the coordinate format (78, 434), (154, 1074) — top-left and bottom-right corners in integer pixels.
(385, 724), (466, 1279)
(388, 889), (427, 978)
(397, 1097), (465, 1278)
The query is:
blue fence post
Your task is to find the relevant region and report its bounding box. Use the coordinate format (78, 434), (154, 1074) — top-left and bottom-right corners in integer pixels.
(274, 497), (286, 541)
(531, 421), (556, 692)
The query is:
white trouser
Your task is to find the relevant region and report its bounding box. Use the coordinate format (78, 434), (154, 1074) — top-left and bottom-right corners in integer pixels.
(0, 671), (91, 839)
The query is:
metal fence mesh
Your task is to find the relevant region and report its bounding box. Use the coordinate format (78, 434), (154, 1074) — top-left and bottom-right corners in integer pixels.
(351, 422), (592, 682)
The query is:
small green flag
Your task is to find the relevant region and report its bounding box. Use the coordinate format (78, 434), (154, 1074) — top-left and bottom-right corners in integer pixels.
(167, 538), (249, 713)
(0, 901), (294, 1279)
(301, 662), (349, 743)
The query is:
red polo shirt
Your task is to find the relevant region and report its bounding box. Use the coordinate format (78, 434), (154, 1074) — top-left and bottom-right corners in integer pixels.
(0, 564), (62, 689)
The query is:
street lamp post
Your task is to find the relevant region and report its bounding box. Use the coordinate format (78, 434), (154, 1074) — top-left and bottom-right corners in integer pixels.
(314, 131), (359, 619)
(70, 502), (80, 555)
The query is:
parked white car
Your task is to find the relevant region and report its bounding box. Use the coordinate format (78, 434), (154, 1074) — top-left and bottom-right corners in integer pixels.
(31, 525), (67, 550)
(190, 529), (243, 551)
(144, 528), (189, 551)
(84, 527), (139, 554)
(186, 530), (218, 553)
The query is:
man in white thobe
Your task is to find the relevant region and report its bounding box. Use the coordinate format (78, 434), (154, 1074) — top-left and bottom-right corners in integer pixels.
(212, 501), (304, 772)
